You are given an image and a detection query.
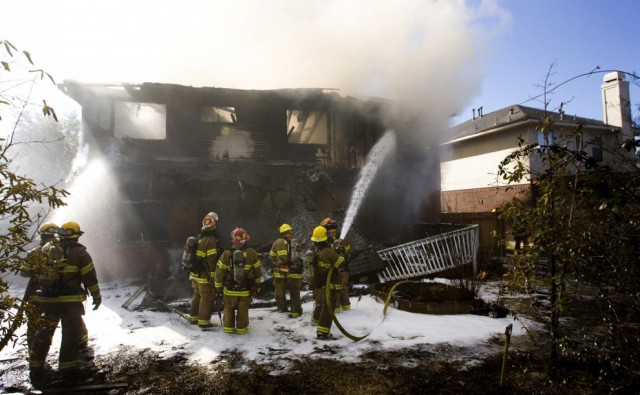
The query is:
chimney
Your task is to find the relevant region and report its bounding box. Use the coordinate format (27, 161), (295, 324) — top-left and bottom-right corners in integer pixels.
(601, 71), (632, 140)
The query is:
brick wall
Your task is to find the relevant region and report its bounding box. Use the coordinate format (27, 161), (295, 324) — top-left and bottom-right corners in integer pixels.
(441, 184), (530, 213)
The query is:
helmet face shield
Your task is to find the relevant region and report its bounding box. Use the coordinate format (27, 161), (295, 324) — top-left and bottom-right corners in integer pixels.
(58, 221), (84, 238)
(202, 212), (219, 231)
(39, 223), (58, 236)
(58, 228), (78, 238)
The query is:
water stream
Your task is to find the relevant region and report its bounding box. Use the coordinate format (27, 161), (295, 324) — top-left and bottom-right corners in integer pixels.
(340, 130), (397, 239)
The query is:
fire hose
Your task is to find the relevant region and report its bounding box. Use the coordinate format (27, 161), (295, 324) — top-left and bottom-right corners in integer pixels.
(326, 266), (370, 342)
(327, 277), (426, 342)
(382, 280), (423, 316)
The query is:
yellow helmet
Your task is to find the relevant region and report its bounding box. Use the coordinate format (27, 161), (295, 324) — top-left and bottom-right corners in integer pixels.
(279, 223), (293, 234)
(38, 222), (58, 236)
(58, 221), (84, 239)
(310, 226), (327, 242)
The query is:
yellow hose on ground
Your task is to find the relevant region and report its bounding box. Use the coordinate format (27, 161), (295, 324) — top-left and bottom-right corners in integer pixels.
(382, 280), (423, 315)
(326, 266), (369, 341)
(324, 271), (421, 341)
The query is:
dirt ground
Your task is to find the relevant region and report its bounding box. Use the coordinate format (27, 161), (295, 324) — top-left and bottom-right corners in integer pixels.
(3, 319), (636, 395)
(2, 274), (639, 394)
(0, 339), (530, 394)
(3, 335), (631, 395)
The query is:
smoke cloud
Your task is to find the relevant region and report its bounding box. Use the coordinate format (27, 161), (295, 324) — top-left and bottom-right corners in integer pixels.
(4, 0), (508, 139)
(4, 0), (511, 258)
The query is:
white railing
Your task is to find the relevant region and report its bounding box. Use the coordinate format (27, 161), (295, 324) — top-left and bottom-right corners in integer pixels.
(376, 224), (479, 283)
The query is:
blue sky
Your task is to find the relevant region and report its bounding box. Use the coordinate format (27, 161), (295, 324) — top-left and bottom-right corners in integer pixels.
(2, 0), (638, 128)
(458, 0), (640, 124)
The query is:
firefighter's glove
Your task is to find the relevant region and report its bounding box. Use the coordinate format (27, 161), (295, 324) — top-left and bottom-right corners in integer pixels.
(214, 294), (224, 311)
(92, 295), (102, 310)
(250, 286), (260, 296)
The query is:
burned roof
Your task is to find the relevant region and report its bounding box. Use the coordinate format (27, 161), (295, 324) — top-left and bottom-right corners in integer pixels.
(57, 80), (397, 282)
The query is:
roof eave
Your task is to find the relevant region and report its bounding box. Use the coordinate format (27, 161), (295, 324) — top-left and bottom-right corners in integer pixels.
(442, 119), (536, 146)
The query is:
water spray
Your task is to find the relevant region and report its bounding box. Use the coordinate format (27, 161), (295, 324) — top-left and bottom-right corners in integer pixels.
(340, 130), (397, 239)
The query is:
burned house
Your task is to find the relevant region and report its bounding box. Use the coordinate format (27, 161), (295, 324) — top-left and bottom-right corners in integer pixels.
(58, 81), (442, 292)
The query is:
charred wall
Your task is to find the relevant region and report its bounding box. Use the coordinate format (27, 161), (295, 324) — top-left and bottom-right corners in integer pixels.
(59, 81), (439, 284)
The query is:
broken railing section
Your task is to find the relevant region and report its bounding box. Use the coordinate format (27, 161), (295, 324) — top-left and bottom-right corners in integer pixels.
(376, 224), (479, 283)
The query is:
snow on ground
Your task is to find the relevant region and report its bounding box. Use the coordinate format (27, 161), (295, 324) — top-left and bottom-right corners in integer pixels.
(1, 276), (537, 377)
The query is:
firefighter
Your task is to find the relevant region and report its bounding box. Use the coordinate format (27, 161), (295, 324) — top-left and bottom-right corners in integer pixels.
(269, 224), (303, 318)
(320, 217), (352, 312)
(27, 221), (101, 386)
(20, 223), (91, 379)
(189, 212), (220, 330)
(214, 227), (262, 334)
(309, 226), (344, 340)
(21, 222), (59, 370)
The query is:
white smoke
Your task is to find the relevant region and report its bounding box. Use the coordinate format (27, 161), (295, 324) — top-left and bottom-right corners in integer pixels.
(4, 0), (509, 139)
(52, 155), (124, 280)
(4, 0), (511, 253)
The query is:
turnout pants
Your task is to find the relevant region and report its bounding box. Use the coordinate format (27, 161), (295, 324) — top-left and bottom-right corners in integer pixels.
(312, 287), (340, 336)
(28, 302), (85, 375)
(339, 271), (351, 310)
(222, 294), (251, 334)
(190, 280), (214, 327)
(274, 276), (302, 316)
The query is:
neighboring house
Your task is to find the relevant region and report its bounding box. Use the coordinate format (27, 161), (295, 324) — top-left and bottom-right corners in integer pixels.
(441, 71), (637, 214)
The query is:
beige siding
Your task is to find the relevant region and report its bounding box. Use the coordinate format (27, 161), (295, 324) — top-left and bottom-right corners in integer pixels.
(441, 147), (518, 191)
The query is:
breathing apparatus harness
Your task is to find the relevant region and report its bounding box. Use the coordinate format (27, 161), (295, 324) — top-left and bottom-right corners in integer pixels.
(183, 230), (218, 275)
(34, 240), (65, 297)
(289, 238), (303, 274)
(181, 236), (200, 272)
(225, 248), (250, 291)
(35, 240), (85, 298)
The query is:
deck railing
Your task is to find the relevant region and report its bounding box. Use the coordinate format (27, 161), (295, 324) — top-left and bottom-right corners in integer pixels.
(376, 224), (479, 283)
